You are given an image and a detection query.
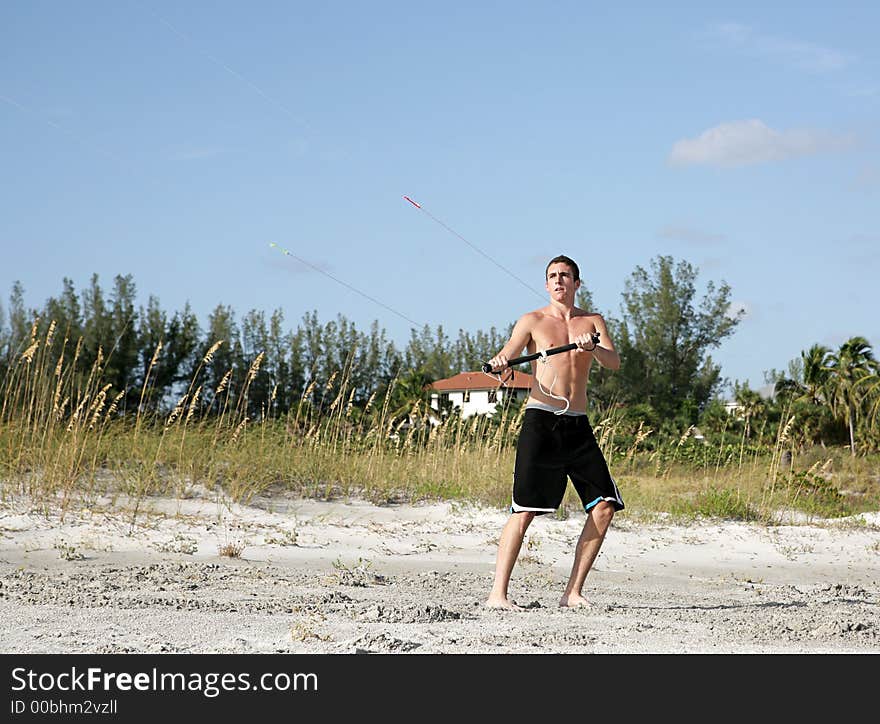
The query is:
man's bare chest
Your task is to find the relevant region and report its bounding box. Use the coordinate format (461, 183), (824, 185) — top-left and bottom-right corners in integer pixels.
(531, 316), (595, 349)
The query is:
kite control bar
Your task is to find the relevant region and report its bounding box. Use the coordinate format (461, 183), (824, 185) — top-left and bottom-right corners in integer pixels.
(481, 332), (600, 373)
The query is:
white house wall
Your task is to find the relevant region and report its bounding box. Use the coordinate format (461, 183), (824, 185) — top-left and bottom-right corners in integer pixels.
(430, 388), (527, 419)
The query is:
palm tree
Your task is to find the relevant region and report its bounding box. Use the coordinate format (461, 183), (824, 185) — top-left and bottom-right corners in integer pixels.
(854, 357), (880, 442)
(385, 367), (437, 426)
(773, 376), (804, 404)
(734, 382), (765, 440)
(799, 344), (831, 405)
(825, 336), (874, 456)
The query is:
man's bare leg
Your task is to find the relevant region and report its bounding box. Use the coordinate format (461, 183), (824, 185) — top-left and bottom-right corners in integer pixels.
(485, 511), (535, 609)
(559, 502), (614, 608)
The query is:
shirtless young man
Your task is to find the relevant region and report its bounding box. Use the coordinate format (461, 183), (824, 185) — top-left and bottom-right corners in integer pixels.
(484, 255), (624, 610)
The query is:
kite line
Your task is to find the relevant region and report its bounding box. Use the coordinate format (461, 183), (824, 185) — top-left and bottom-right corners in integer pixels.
(402, 196), (546, 302)
(268, 242), (423, 328)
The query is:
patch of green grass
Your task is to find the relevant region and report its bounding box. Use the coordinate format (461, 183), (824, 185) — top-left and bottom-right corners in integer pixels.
(670, 487), (761, 522)
(780, 470), (852, 519)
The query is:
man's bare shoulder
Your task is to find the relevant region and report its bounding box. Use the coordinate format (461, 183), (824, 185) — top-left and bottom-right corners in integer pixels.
(573, 308), (607, 323)
(516, 307), (550, 326)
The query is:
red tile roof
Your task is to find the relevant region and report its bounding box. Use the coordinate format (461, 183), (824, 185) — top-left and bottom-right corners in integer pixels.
(429, 369), (532, 392)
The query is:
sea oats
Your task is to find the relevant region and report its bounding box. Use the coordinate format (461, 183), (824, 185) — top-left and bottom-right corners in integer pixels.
(88, 384), (113, 429)
(52, 379), (64, 417)
(45, 320), (57, 348)
(634, 421), (653, 446)
(202, 340), (223, 366)
(54, 348), (65, 378)
(165, 394), (188, 428)
(677, 425), (695, 447)
(55, 395), (69, 421)
(215, 370), (233, 396)
(149, 340), (163, 368)
(68, 396), (89, 431)
(186, 386), (202, 424)
(779, 415), (796, 445)
(230, 416), (249, 443)
(105, 390), (125, 420)
(20, 341), (39, 364)
(246, 352), (265, 384)
(301, 380), (317, 401)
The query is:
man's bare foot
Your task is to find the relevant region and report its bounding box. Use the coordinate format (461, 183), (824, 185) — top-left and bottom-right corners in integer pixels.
(558, 593), (593, 608)
(485, 597), (523, 611)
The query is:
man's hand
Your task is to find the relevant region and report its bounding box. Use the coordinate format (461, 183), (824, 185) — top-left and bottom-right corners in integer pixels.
(486, 353), (510, 373)
(574, 332), (599, 352)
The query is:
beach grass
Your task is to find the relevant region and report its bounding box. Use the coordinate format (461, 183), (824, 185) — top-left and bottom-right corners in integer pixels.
(2, 330), (878, 525)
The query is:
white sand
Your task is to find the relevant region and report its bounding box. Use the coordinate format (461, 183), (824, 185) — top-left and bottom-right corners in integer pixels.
(1, 487), (878, 654)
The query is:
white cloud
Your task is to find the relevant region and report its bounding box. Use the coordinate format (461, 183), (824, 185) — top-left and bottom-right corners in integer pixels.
(710, 22), (852, 73)
(658, 224), (727, 245)
(668, 119), (854, 168)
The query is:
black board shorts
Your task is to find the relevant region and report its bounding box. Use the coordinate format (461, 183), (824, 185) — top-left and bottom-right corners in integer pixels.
(511, 407), (625, 515)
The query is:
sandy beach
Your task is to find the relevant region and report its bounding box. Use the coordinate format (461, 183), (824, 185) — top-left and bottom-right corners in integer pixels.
(1, 486), (878, 654)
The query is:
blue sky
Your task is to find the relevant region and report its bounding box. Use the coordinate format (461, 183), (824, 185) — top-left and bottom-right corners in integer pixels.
(2, 1), (878, 394)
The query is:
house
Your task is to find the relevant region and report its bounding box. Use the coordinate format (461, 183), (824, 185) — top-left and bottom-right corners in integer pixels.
(429, 369), (532, 419)
(723, 384), (777, 417)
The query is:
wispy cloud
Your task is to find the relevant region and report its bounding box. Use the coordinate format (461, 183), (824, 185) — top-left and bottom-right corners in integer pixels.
(668, 119), (855, 168)
(658, 224), (727, 246)
(709, 22), (853, 73)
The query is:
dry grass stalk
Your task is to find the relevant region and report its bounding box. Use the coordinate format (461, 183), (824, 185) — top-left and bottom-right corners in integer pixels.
(165, 394), (188, 429)
(230, 417), (249, 443)
(20, 341), (39, 364)
(247, 352), (264, 384)
(87, 383), (113, 429)
(215, 370), (233, 396)
(186, 386), (202, 425)
(218, 541), (245, 558)
(202, 340), (224, 366)
(105, 390), (125, 420)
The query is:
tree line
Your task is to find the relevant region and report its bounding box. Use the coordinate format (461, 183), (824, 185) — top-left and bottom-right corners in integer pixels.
(4, 254), (875, 452)
(749, 336), (879, 456)
(0, 273), (509, 420)
(0, 255), (742, 425)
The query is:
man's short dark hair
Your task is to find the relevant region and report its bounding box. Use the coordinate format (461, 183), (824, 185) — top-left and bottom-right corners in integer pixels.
(545, 255), (580, 281)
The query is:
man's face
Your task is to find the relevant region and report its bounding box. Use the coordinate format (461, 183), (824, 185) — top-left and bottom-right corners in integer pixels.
(545, 263), (580, 299)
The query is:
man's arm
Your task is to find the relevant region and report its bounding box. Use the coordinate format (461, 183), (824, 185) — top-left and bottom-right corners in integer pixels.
(576, 313), (620, 370)
(486, 314), (534, 372)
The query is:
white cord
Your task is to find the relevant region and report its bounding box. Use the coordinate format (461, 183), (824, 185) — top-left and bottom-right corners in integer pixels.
(535, 351), (570, 415)
(482, 369), (507, 386)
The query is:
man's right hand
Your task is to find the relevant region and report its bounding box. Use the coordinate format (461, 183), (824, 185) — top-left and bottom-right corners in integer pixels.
(486, 353), (509, 373)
